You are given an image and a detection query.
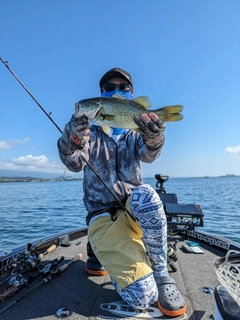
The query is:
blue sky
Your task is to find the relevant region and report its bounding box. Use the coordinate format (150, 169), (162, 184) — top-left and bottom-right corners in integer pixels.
(0, 0), (239, 178)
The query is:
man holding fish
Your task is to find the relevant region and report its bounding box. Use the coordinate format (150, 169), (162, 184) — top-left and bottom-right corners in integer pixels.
(58, 68), (186, 317)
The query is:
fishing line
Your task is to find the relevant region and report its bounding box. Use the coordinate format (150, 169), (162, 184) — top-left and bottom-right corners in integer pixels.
(0, 57), (136, 221)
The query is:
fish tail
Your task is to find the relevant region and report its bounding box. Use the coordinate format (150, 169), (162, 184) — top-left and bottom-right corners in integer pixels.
(158, 105), (184, 122)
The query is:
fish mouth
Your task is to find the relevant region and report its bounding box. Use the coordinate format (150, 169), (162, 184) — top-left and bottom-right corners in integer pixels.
(75, 102), (101, 120)
(84, 106), (102, 120)
(95, 107), (102, 118)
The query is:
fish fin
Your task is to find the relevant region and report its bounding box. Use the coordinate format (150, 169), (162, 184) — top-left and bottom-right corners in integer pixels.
(158, 105), (184, 122)
(102, 125), (111, 134)
(133, 96), (152, 109)
(112, 93), (128, 100)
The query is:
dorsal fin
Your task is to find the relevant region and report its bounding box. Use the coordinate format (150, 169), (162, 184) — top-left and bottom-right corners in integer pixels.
(133, 96), (152, 109)
(112, 93), (128, 100)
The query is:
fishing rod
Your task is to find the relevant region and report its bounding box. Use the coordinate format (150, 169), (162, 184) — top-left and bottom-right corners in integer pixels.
(0, 253), (82, 315)
(0, 252), (62, 303)
(0, 57), (63, 134)
(0, 244), (56, 287)
(0, 57), (136, 221)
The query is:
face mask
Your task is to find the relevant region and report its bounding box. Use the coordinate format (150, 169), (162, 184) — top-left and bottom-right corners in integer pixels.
(101, 89), (133, 100)
(101, 89), (133, 134)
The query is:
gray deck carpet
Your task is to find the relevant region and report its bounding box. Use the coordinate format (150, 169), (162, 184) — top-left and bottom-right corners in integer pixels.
(0, 233), (225, 320)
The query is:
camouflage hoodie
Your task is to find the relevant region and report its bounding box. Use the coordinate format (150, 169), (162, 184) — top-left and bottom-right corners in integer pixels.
(58, 125), (164, 223)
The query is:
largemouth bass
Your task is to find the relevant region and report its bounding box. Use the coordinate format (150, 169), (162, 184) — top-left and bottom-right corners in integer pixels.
(74, 94), (183, 131)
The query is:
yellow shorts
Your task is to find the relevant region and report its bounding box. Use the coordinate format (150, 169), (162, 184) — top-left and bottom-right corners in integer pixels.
(88, 197), (152, 291)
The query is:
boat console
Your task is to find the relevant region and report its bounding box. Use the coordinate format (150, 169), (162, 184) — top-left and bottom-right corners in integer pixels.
(155, 174), (204, 231)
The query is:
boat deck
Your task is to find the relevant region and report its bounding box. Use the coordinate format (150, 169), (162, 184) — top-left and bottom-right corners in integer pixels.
(0, 230), (226, 320)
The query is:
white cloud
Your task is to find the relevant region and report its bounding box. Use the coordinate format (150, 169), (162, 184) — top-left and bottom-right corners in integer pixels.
(0, 154), (65, 173)
(0, 141), (12, 150)
(225, 145), (240, 154)
(0, 138), (29, 150)
(9, 138), (30, 145)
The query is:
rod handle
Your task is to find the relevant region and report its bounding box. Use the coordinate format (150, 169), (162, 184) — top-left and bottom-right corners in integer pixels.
(38, 244), (57, 259)
(58, 253), (83, 273)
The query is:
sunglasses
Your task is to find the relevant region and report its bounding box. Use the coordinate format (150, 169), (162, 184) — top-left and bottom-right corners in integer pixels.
(102, 83), (132, 92)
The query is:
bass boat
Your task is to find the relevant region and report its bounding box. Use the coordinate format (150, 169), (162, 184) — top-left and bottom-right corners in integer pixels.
(0, 174), (239, 320)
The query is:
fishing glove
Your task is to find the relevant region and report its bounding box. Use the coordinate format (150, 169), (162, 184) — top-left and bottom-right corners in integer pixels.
(58, 115), (90, 155)
(134, 115), (166, 149)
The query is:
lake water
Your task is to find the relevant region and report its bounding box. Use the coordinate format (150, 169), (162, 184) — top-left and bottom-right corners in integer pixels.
(0, 176), (239, 253)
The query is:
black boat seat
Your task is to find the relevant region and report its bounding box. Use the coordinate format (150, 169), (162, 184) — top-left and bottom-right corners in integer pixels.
(155, 174), (169, 183)
(155, 174), (178, 204)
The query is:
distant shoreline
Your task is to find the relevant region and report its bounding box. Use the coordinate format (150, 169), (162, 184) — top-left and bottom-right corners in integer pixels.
(0, 175), (239, 183)
(0, 177), (83, 183)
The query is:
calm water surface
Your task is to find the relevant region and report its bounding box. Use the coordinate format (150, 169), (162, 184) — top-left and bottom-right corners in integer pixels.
(0, 176), (239, 253)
